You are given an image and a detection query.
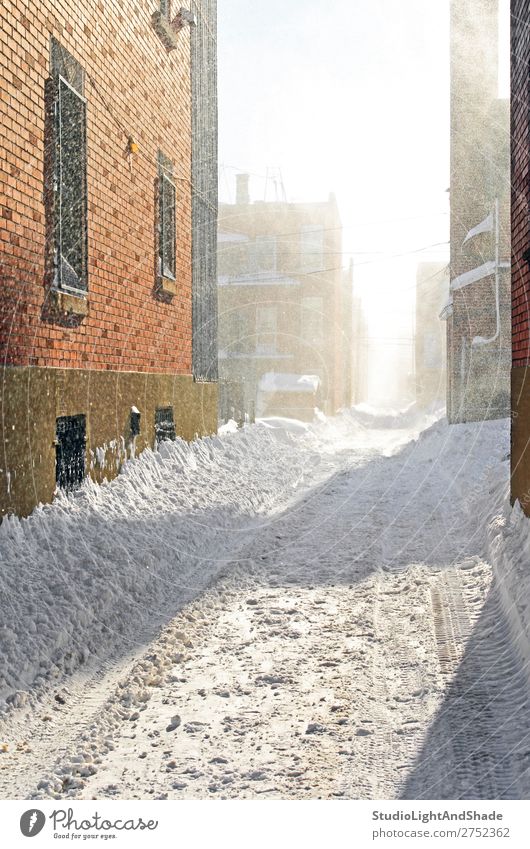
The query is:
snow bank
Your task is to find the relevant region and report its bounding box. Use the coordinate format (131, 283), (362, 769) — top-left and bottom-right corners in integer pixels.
(217, 418), (239, 434)
(1, 407), (403, 710)
(0, 405), (519, 714)
(488, 497), (530, 686)
(347, 401), (444, 430)
(0, 423), (327, 709)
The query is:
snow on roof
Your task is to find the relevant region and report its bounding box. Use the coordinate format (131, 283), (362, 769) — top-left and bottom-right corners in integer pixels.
(258, 372), (321, 393)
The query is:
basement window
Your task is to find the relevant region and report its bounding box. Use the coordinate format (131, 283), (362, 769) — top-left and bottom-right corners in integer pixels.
(55, 414), (86, 492)
(130, 407), (141, 437)
(155, 407), (176, 446)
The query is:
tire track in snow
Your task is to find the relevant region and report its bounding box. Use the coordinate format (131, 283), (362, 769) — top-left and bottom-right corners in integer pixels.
(2, 413), (529, 799)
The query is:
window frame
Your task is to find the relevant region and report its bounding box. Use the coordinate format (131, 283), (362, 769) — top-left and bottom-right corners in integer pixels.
(159, 171), (177, 283)
(54, 73), (88, 296)
(154, 406), (176, 446)
(55, 413), (87, 492)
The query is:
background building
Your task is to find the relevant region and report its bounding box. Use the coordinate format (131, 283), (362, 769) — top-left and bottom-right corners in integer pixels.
(416, 262), (448, 411)
(350, 288), (369, 406)
(448, 0), (511, 423)
(218, 175), (352, 421)
(0, 1), (218, 518)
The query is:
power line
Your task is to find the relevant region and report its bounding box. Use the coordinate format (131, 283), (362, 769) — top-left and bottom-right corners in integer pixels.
(218, 241), (449, 277)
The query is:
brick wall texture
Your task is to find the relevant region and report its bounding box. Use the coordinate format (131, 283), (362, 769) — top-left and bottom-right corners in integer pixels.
(448, 0), (511, 422)
(512, 0), (530, 367)
(0, 0), (193, 374)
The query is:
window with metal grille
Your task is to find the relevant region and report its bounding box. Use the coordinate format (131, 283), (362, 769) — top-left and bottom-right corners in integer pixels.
(130, 408), (141, 437)
(54, 75), (88, 293)
(55, 414), (86, 491)
(159, 173), (176, 280)
(155, 407), (176, 446)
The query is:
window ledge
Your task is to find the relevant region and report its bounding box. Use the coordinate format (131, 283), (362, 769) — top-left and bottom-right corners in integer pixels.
(50, 289), (88, 316)
(152, 11), (180, 51)
(158, 275), (177, 296)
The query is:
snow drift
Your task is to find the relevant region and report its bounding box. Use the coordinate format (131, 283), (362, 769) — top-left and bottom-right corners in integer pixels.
(0, 405), (527, 719)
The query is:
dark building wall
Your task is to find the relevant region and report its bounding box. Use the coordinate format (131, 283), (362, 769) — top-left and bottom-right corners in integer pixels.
(511, 0), (530, 513)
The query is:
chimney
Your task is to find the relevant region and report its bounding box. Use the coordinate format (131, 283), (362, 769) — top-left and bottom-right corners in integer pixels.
(235, 173), (250, 205)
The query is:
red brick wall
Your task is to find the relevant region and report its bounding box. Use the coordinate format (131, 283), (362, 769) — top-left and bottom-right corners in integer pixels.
(0, 0), (192, 374)
(512, 0), (530, 367)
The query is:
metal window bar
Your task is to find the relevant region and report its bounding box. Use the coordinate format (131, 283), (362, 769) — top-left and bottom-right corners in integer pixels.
(55, 414), (86, 491)
(56, 75), (88, 294)
(160, 173), (176, 280)
(154, 406), (176, 446)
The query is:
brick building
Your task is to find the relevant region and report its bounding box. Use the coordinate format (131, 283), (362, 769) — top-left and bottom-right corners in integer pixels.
(217, 175), (352, 421)
(350, 285), (368, 406)
(511, 0), (530, 513)
(0, 1), (218, 518)
(415, 262), (448, 411)
(448, 0), (511, 423)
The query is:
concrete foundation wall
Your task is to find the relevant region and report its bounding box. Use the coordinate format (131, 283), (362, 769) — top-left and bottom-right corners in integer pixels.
(511, 367), (530, 515)
(510, 1), (530, 513)
(0, 366), (217, 518)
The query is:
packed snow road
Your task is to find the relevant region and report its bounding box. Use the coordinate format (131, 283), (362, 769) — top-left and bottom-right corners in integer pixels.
(1, 407), (529, 799)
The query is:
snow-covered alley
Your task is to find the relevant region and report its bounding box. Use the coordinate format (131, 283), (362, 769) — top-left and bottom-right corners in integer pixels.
(1, 407), (530, 800)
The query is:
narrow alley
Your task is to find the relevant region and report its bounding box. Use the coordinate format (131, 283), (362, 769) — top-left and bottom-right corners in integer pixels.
(1, 410), (528, 801)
